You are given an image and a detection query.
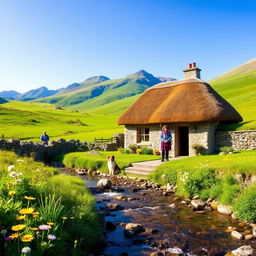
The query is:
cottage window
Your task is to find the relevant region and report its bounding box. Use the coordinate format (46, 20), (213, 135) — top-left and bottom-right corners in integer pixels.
(137, 128), (150, 143)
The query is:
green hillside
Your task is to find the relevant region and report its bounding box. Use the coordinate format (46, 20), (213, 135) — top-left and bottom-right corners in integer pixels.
(0, 101), (122, 141)
(211, 68), (256, 130)
(38, 70), (161, 110)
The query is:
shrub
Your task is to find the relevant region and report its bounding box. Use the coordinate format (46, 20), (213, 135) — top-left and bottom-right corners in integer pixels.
(118, 148), (124, 153)
(178, 168), (218, 197)
(141, 147), (153, 155)
(128, 144), (137, 154)
(191, 143), (206, 155)
(153, 149), (160, 155)
(123, 149), (130, 154)
(233, 184), (256, 222)
(220, 146), (233, 154)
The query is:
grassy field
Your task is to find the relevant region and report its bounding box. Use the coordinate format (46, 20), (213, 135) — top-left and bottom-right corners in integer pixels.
(60, 151), (160, 172)
(0, 100), (123, 141)
(0, 151), (100, 255)
(211, 70), (256, 130)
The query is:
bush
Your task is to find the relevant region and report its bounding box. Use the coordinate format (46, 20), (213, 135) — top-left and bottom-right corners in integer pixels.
(141, 147), (153, 155)
(192, 143), (206, 155)
(128, 144), (138, 154)
(233, 184), (256, 222)
(136, 148), (142, 154)
(177, 168), (218, 197)
(220, 146), (233, 154)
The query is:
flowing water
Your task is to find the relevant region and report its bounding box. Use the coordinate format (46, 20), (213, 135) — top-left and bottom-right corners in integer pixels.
(75, 173), (256, 256)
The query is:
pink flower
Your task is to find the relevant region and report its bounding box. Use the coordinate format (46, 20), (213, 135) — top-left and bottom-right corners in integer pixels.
(47, 234), (56, 240)
(38, 224), (51, 230)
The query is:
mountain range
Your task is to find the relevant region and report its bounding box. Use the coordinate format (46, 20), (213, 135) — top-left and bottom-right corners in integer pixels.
(0, 70), (175, 109)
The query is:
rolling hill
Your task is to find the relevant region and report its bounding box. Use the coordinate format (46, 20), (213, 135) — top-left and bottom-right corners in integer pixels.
(37, 70), (163, 110)
(0, 90), (20, 99)
(210, 58), (256, 130)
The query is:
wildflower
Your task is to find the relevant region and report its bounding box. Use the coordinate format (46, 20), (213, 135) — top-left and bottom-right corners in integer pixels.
(32, 211), (39, 215)
(12, 224), (25, 231)
(17, 159), (24, 162)
(13, 178), (22, 185)
(79, 212), (85, 215)
(70, 217), (75, 220)
(21, 234), (34, 242)
(29, 228), (38, 231)
(21, 247), (31, 254)
(7, 165), (15, 171)
(19, 208), (34, 215)
(16, 215), (25, 220)
(1, 229), (7, 235)
(5, 237), (12, 241)
(47, 234), (56, 240)
(47, 222), (54, 226)
(62, 217), (67, 220)
(24, 196), (36, 201)
(9, 171), (19, 178)
(10, 233), (19, 239)
(38, 224), (51, 230)
(8, 190), (16, 196)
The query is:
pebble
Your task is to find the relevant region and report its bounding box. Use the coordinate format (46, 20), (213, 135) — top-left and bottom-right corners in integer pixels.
(231, 230), (244, 240)
(217, 205), (232, 215)
(125, 223), (145, 233)
(231, 245), (254, 256)
(191, 199), (205, 210)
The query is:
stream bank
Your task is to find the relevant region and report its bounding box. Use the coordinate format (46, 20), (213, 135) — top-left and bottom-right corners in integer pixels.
(65, 168), (256, 256)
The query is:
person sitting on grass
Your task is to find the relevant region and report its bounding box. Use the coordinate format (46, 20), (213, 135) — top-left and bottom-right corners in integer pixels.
(40, 131), (49, 146)
(160, 125), (172, 162)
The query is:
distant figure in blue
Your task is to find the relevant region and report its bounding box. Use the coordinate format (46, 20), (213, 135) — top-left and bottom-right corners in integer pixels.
(40, 131), (49, 146)
(160, 125), (172, 162)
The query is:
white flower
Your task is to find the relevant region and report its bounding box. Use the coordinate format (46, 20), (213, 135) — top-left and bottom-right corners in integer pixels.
(1, 229), (7, 235)
(47, 234), (56, 240)
(7, 165), (15, 171)
(9, 171), (19, 178)
(21, 247), (31, 254)
(17, 159), (24, 162)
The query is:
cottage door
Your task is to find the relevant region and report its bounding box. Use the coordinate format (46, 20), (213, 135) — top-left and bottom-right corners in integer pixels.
(176, 126), (189, 156)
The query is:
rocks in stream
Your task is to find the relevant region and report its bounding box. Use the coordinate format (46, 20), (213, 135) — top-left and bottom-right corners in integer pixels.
(191, 199), (205, 210)
(107, 203), (123, 211)
(231, 245), (254, 256)
(217, 205), (233, 215)
(125, 223), (145, 233)
(105, 221), (116, 231)
(231, 230), (244, 240)
(97, 178), (112, 189)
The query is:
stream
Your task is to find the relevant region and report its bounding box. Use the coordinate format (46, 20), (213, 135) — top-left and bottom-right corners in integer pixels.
(70, 171), (256, 256)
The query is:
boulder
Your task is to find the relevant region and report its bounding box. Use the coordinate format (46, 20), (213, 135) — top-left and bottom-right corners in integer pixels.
(231, 245), (254, 256)
(217, 205), (232, 215)
(125, 223), (145, 233)
(191, 199), (205, 210)
(107, 203), (123, 211)
(231, 230), (244, 240)
(97, 178), (112, 189)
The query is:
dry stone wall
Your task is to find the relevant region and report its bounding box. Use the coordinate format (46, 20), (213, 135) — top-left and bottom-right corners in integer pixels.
(0, 138), (118, 162)
(216, 130), (256, 150)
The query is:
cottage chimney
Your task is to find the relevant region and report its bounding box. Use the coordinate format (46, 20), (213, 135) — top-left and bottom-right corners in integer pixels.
(183, 62), (201, 79)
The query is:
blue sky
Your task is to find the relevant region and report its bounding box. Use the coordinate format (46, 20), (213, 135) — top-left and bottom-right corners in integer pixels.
(0, 0), (255, 92)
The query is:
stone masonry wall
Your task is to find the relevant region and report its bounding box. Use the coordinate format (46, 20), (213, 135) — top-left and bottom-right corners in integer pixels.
(216, 130), (256, 150)
(0, 138), (118, 162)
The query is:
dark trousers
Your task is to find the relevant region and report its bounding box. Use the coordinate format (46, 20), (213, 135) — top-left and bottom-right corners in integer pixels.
(162, 150), (169, 160)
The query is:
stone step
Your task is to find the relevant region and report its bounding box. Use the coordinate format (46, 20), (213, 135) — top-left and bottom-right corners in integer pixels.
(125, 166), (154, 173)
(124, 169), (151, 176)
(131, 163), (156, 170)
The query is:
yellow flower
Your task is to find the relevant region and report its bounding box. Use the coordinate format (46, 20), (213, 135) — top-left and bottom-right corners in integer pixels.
(16, 215), (25, 220)
(19, 208), (34, 215)
(11, 224), (25, 231)
(10, 233), (19, 239)
(21, 234), (34, 242)
(62, 217), (67, 220)
(29, 227), (39, 231)
(32, 211), (39, 215)
(24, 196), (36, 201)
(47, 222), (55, 225)
(70, 217), (75, 220)
(8, 191), (16, 196)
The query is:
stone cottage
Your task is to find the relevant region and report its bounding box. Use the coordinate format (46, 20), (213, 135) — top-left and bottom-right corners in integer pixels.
(118, 63), (242, 157)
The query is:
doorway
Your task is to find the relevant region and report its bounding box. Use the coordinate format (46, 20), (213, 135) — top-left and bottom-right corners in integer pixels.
(176, 126), (189, 156)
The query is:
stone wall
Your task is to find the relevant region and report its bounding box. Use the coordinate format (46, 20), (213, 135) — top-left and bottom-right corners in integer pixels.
(216, 130), (256, 151)
(0, 139), (118, 162)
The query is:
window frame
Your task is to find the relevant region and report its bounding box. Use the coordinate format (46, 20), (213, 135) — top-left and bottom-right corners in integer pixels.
(137, 127), (150, 143)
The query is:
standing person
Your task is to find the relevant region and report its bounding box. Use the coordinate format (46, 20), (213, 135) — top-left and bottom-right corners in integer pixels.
(160, 125), (172, 162)
(40, 131), (49, 145)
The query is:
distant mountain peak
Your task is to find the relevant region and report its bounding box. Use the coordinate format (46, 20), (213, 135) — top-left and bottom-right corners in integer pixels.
(84, 75), (110, 82)
(132, 69), (152, 77)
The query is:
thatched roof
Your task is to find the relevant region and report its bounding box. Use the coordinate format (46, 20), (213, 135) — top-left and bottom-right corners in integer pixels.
(118, 78), (242, 125)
